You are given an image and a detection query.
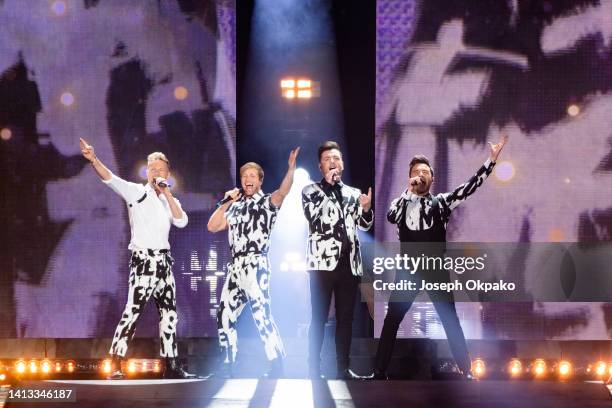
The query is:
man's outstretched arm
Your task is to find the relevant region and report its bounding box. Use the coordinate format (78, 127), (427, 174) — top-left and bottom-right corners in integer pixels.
(443, 135), (508, 210)
(80, 137), (111, 181)
(271, 147), (300, 208)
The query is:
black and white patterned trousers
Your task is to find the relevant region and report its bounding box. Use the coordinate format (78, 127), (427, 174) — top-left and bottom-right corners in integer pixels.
(217, 254), (285, 363)
(109, 249), (178, 358)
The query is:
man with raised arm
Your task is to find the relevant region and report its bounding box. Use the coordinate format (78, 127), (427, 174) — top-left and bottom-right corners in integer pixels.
(371, 135), (508, 380)
(208, 147), (299, 378)
(79, 138), (195, 380)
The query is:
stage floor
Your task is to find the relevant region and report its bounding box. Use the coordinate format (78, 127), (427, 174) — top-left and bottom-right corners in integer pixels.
(2, 379), (611, 408)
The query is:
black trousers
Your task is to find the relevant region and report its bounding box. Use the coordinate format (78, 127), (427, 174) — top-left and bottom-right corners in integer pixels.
(308, 253), (359, 372)
(374, 269), (471, 374)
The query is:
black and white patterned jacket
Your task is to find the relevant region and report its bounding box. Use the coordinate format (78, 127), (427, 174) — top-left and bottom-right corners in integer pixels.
(388, 159), (495, 234)
(302, 181), (373, 276)
(225, 190), (278, 258)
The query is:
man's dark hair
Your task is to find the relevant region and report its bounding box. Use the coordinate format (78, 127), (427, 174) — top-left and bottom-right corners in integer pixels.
(409, 155), (434, 177)
(318, 140), (341, 161)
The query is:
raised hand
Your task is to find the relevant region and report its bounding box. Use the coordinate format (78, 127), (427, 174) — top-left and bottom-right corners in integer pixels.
(489, 134), (508, 162)
(288, 147), (300, 169)
(359, 187), (372, 212)
(79, 137), (96, 163)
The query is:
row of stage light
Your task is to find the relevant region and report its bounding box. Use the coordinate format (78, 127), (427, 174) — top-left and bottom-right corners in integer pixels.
(1, 358), (611, 382)
(469, 358), (612, 381)
(0, 359), (162, 382)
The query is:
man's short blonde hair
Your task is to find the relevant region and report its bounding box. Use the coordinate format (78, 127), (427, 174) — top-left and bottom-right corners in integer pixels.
(147, 152), (170, 168)
(240, 162), (264, 180)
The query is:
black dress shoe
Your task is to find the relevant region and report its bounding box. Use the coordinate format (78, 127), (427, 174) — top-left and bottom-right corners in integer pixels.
(107, 355), (124, 380)
(262, 358), (284, 379)
(368, 370), (388, 380)
(337, 368), (369, 380)
(163, 358), (197, 379)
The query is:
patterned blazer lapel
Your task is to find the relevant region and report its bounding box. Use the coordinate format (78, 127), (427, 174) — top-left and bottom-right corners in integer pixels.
(316, 182), (343, 214)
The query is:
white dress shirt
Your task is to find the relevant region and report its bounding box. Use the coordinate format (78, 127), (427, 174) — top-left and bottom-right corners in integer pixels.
(103, 173), (188, 250)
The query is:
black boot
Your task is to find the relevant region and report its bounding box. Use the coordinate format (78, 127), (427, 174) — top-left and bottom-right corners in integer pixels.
(107, 355), (124, 380)
(163, 358), (197, 379)
(263, 358), (284, 379)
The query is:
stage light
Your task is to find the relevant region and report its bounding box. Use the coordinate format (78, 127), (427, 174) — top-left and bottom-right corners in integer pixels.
(532, 359), (547, 378)
(138, 163), (148, 180)
(281, 77), (315, 99)
(0, 128), (11, 141)
(508, 359), (522, 378)
(15, 360), (26, 375)
(567, 104), (580, 117)
(280, 79), (295, 89)
(127, 360), (137, 374)
(51, 1), (67, 16)
(28, 360), (38, 374)
(558, 360), (572, 378)
(55, 361), (62, 373)
(66, 360), (75, 373)
(548, 228), (565, 242)
(471, 358), (486, 379)
(174, 86), (189, 101)
(41, 360), (51, 374)
(101, 359), (112, 375)
(297, 90), (312, 99)
(153, 360), (161, 373)
(494, 161), (515, 182)
(60, 92), (74, 107)
(141, 360), (149, 373)
(587, 361), (608, 378)
(0, 373), (5, 382)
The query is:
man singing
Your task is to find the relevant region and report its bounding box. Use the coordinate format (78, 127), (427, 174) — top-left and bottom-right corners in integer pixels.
(79, 138), (195, 380)
(302, 141), (373, 380)
(371, 135), (508, 380)
(207, 147), (299, 378)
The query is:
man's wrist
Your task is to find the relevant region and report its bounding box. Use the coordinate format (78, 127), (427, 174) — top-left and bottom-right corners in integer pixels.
(90, 155), (97, 164)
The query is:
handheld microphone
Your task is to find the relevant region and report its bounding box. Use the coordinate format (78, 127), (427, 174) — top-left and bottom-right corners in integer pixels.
(155, 177), (172, 188)
(410, 176), (424, 186)
(330, 168), (340, 183)
(216, 188), (243, 208)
